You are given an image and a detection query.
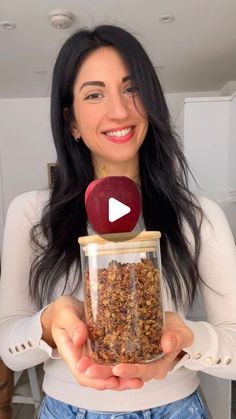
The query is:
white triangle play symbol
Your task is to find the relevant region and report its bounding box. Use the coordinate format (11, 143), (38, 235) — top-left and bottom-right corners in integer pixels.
(108, 197), (131, 222)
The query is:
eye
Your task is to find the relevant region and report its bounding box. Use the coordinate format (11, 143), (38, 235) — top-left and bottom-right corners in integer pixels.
(84, 92), (103, 101)
(123, 85), (139, 95)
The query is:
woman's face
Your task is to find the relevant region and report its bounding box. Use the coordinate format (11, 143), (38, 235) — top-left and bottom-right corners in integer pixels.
(72, 47), (148, 170)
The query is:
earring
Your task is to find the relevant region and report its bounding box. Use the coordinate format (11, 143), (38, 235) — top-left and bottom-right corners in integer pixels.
(74, 136), (80, 142)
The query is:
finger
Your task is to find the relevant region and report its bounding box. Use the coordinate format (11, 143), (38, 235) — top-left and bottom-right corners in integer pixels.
(76, 356), (95, 373)
(76, 357), (114, 379)
(84, 364), (114, 379)
(163, 312), (194, 351)
(152, 352), (179, 380)
(53, 330), (122, 390)
(53, 327), (84, 364)
(116, 377), (144, 390)
(112, 352), (179, 382)
(161, 327), (191, 354)
(79, 376), (119, 390)
(76, 364), (143, 390)
(77, 358), (144, 389)
(58, 339), (119, 389)
(161, 332), (179, 353)
(77, 359), (144, 387)
(55, 310), (88, 348)
(112, 363), (139, 378)
(52, 313), (88, 362)
(76, 375), (144, 391)
(113, 362), (158, 382)
(71, 323), (88, 347)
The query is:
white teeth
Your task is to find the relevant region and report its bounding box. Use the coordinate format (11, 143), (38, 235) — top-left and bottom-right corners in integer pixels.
(105, 127), (132, 137)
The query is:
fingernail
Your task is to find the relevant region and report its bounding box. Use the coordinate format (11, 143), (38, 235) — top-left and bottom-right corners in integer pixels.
(72, 330), (80, 344)
(112, 366), (122, 377)
(75, 362), (84, 373)
(84, 369), (93, 377)
(75, 362), (81, 370)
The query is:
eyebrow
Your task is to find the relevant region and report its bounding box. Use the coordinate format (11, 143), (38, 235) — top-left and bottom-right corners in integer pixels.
(79, 75), (132, 91)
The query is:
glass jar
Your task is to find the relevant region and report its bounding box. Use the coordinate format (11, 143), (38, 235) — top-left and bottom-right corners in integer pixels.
(78, 231), (164, 365)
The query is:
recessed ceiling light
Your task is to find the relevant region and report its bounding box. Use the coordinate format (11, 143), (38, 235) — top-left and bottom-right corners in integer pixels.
(159, 14), (175, 23)
(0, 21), (16, 30)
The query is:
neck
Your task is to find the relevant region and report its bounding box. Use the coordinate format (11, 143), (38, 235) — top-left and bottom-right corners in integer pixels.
(93, 158), (141, 186)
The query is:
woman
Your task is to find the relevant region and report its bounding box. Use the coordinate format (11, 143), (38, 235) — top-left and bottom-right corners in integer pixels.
(1, 25), (236, 419)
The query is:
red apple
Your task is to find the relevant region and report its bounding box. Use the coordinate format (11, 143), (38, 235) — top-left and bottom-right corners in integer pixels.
(85, 176), (142, 234)
(85, 177), (103, 205)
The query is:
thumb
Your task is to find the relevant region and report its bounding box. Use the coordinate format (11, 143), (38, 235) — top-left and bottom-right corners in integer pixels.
(161, 330), (185, 354)
(53, 310), (87, 348)
(70, 318), (87, 347)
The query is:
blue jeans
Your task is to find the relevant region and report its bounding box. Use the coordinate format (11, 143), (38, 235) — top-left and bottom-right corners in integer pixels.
(39, 390), (208, 418)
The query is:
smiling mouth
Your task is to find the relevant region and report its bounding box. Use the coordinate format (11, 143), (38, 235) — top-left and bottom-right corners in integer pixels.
(104, 126), (134, 138)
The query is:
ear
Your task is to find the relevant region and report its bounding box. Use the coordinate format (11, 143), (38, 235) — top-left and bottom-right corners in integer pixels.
(71, 123), (81, 140)
(63, 108), (81, 139)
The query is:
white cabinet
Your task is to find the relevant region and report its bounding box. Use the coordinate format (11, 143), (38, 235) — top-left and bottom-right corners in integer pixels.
(184, 97), (229, 200)
(229, 93), (236, 202)
(178, 93), (236, 238)
(176, 93), (236, 419)
(0, 148), (4, 248)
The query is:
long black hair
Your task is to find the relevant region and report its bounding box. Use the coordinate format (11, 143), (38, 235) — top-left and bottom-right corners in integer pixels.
(30, 25), (203, 308)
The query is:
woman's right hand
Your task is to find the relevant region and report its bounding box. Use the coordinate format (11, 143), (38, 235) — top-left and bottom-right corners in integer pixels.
(40, 295), (143, 391)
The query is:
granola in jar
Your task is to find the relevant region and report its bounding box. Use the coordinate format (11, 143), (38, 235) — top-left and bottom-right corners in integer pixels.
(84, 258), (163, 364)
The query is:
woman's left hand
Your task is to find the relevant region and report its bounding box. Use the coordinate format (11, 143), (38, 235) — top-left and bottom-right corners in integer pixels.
(80, 312), (194, 383)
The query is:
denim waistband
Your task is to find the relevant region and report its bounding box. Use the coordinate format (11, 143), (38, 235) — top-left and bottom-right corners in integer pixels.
(39, 390), (208, 418)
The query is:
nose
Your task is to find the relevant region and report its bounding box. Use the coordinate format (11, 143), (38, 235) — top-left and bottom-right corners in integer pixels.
(107, 93), (130, 120)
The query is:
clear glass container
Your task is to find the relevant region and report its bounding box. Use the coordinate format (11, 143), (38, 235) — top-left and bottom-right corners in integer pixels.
(78, 231), (164, 365)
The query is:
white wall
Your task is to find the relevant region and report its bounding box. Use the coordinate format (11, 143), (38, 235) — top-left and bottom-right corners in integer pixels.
(0, 98), (56, 244)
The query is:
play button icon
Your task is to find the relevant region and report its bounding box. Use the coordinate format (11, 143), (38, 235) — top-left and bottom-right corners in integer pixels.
(84, 176), (142, 234)
(108, 197), (131, 222)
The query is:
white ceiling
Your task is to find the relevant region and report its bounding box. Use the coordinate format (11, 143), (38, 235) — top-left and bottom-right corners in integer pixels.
(0, 0), (236, 98)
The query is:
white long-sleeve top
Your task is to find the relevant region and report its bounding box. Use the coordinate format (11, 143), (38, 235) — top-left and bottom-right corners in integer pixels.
(0, 190), (236, 411)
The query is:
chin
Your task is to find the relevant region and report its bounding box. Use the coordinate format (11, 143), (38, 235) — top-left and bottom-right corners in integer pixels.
(106, 149), (139, 162)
